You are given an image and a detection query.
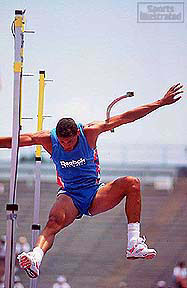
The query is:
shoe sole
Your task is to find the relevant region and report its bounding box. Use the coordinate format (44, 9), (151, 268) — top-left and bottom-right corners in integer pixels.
(25, 268), (38, 278)
(127, 252), (157, 260)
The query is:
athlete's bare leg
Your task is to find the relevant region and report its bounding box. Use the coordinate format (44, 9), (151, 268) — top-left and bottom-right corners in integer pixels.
(18, 176), (153, 277)
(89, 176), (141, 222)
(37, 176), (140, 254)
(35, 194), (79, 254)
(17, 194), (79, 278)
(90, 176), (156, 260)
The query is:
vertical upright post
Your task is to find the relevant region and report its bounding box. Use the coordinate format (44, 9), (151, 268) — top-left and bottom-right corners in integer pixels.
(19, 14), (25, 131)
(5, 10), (25, 288)
(30, 71), (45, 288)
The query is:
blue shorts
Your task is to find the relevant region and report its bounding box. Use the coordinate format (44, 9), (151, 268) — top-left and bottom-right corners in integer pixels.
(57, 183), (104, 218)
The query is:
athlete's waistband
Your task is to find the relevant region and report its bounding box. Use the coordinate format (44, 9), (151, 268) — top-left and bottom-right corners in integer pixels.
(63, 179), (100, 191)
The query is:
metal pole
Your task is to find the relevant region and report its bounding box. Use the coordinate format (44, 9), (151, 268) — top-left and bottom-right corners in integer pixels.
(105, 91), (134, 132)
(30, 71), (45, 288)
(5, 10), (25, 288)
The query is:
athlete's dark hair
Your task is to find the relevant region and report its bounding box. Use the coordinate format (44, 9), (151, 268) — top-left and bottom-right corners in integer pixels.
(56, 118), (78, 138)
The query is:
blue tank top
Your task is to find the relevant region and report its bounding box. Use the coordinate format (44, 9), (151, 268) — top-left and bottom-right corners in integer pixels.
(50, 123), (100, 190)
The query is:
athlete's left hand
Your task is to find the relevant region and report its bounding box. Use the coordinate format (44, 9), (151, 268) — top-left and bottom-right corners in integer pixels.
(160, 83), (183, 106)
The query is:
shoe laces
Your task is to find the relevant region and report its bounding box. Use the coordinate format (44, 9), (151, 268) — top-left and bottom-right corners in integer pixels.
(137, 236), (147, 246)
(26, 252), (36, 263)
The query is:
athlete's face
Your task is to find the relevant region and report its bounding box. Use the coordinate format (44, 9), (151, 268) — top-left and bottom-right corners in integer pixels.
(58, 130), (80, 152)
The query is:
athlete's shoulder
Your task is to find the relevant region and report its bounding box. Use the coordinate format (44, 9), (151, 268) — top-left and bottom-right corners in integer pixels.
(83, 121), (105, 148)
(84, 120), (107, 135)
(84, 121), (103, 131)
(33, 130), (52, 155)
(33, 130), (51, 141)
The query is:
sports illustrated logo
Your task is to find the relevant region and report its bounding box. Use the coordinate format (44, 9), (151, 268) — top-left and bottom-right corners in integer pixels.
(137, 2), (184, 23)
(60, 158), (86, 169)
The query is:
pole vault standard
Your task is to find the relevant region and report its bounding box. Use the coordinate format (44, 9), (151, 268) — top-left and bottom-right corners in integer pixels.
(30, 71), (46, 288)
(5, 10), (34, 288)
(5, 10), (25, 288)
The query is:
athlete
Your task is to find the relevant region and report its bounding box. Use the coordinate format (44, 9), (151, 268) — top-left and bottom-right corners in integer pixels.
(0, 83), (183, 279)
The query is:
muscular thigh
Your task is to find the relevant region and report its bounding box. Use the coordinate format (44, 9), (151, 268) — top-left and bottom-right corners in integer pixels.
(49, 194), (79, 228)
(89, 177), (130, 216)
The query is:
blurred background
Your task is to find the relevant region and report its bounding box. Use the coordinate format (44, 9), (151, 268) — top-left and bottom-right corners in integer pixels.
(0, 1), (187, 287)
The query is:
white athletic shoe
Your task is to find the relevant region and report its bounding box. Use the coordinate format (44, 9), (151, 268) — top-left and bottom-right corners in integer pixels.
(17, 251), (40, 278)
(126, 236), (157, 260)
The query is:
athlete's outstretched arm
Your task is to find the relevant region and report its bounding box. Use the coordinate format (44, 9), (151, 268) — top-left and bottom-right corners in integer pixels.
(0, 130), (52, 154)
(94, 83), (183, 134)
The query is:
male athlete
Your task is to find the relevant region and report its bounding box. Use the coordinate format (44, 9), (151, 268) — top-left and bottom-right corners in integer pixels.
(0, 83), (183, 278)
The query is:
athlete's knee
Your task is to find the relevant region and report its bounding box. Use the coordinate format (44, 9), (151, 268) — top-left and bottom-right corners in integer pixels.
(114, 176), (139, 192)
(118, 176), (140, 186)
(46, 212), (66, 234)
(126, 176), (140, 193)
(117, 176), (140, 195)
(127, 176), (140, 186)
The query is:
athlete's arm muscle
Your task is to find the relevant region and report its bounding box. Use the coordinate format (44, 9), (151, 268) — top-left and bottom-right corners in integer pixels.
(0, 130), (52, 155)
(84, 83), (183, 148)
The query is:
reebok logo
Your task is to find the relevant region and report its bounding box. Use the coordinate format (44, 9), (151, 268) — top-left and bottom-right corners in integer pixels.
(60, 158), (86, 169)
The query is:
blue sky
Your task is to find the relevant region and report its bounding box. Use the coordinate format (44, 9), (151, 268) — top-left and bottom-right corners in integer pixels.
(0, 1), (186, 163)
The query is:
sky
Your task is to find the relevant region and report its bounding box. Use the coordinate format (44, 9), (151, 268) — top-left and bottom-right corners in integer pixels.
(0, 0), (186, 164)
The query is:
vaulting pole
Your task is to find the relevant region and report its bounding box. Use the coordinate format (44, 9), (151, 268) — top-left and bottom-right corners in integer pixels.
(30, 71), (45, 288)
(5, 10), (25, 288)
